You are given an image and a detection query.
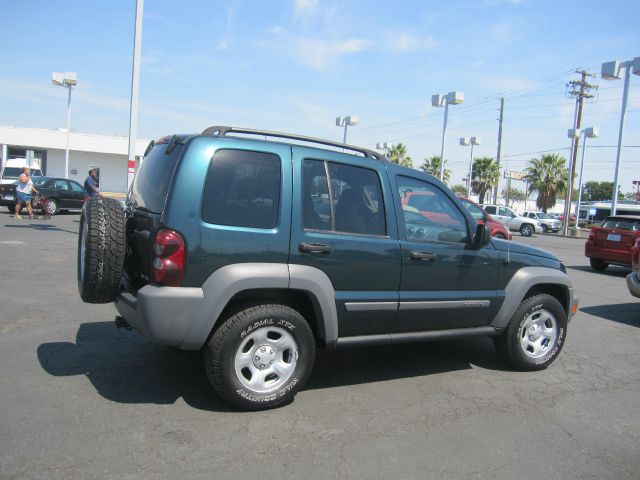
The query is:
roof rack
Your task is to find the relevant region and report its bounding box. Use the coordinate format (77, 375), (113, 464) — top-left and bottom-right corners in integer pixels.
(201, 126), (384, 161)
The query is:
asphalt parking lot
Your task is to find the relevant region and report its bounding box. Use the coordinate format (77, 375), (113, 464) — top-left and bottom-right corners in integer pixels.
(1, 213), (639, 479)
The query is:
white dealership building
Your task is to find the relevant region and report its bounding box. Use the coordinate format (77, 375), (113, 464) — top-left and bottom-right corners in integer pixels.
(0, 125), (150, 193)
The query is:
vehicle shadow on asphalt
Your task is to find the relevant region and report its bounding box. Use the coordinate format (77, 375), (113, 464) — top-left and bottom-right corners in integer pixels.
(37, 321), (507, 411)
(580, 304), (640, 328)
(3, 223), (78, 235)
(566, 265), (631, 276)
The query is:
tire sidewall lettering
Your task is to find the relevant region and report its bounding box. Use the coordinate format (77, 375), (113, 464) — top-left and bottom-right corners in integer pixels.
(240, 317), (296, 339)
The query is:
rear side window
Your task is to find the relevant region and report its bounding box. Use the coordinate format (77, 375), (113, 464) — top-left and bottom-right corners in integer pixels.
(484, 206), (497, 215)
(202, 149), (281, 229)
(129, 142), (183, 213)
(302, 159), (386, 236)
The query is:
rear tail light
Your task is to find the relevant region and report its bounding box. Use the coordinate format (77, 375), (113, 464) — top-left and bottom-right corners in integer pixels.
(152, 229), (186, 286)
(588, 230), (595, 242)
(632, 238), (640, 267)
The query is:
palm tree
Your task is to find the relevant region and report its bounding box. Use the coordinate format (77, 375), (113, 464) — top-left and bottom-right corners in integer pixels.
(450, 184), (466, 197)
(388, 143), (413, 168)
(420, 156), (450, 184)
(524, 154), (567, 213)
(471, 157), (500, 204)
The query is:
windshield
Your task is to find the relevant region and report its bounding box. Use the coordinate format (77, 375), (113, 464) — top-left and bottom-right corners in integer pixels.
(536, 212), (551, 219)
(2, 167), (43, 178)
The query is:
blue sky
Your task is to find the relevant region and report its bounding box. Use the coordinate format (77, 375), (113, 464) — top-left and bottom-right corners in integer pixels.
(1, 0), (639, 193)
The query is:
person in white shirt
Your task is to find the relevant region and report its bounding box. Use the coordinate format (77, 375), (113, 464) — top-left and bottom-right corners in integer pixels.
(15, 166), (38, 219)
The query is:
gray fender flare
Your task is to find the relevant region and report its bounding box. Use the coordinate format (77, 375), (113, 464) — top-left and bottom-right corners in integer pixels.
(491, 266), (576, 329)
(180, 263), (337, 349)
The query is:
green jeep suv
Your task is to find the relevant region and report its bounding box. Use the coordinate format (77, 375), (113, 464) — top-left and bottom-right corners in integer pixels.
(77, 126), (577, 410)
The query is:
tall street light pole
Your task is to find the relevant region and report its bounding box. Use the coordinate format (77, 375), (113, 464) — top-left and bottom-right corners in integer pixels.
(601, 57), (640, 215)
(572, 127), (599, 229)
(52, 71), (77, 179)
(336, 116), (358, 144)
(460, 136), (480, 198)
(432, 91), (464, 181)
(376, 142), (389, 157)
(127, 0), (144, 193)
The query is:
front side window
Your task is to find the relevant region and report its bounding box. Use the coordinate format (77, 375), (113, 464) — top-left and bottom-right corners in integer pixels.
(397, 176), (468, 243)
(302, 159), (386, 236)
(202, 149), (281, 229)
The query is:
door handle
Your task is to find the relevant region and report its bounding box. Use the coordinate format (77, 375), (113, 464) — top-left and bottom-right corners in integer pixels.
(409, 251), (437, 261)
(299, 242), (332, 254)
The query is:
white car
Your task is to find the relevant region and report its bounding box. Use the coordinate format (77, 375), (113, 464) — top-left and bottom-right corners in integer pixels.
(483, 205), (542, 237)
(523, 211), (562, 233)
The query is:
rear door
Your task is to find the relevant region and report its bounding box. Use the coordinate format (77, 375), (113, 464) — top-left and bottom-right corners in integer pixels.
(289, 147), (401, 337)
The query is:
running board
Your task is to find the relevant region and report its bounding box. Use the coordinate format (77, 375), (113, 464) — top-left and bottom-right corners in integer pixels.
(335, 326), (499, 348)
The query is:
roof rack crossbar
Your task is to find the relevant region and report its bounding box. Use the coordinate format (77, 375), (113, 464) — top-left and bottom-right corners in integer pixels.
(201, 126), (383, 160)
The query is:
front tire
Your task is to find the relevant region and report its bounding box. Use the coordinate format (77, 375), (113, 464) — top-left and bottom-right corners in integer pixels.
(77, 197), (126, 303)
(494, 294), (567, 371)
(204, 304), (316, 411)
(520, 223), (534, 237)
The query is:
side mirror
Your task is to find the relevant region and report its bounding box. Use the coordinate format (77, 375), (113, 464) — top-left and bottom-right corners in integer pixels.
(473, 223), (491, 248)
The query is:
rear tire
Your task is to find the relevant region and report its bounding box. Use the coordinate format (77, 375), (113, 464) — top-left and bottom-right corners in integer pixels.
(77, 197), (126, 303)
(45, 198), (58, 216)
(494, 294), (567, 371)
(204, 304), (316, 411)
(589, 258), (608, 272)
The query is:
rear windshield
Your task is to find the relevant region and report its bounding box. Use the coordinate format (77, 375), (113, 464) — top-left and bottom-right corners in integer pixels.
(601, 217), (640, 231)
(128, 141), (183, 213)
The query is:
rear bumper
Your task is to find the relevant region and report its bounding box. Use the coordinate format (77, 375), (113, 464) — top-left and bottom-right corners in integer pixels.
(585, 245), (631, 266)
(627, 272), (640, 298)
(113, 285), (204, 348)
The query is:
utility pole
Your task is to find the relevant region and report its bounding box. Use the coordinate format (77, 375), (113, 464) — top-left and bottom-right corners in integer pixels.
(493, 97), (504, 204)
(562, 70), (597, 235)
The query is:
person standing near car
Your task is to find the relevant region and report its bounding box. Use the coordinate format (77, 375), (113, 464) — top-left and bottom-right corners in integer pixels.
(14, 166), (38, 219)
(84, 169), (103, 198)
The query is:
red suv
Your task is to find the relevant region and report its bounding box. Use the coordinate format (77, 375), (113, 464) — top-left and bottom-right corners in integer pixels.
(585, 215), (640, 271)
(458, 197), (512, 240)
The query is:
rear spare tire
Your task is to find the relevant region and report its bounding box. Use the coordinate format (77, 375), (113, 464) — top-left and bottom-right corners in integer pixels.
(77, 197), (126, 303)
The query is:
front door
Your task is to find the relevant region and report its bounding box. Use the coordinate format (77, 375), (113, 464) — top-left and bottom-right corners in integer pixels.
(288, 148), (401, 338)
(392, 173), (501, 332)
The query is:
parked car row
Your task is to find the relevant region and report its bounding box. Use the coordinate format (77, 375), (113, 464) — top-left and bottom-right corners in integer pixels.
(0, 176), (88, 215)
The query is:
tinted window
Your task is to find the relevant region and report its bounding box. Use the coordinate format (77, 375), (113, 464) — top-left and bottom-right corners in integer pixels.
(460, 199), (485, 221)
(302, 159), (385, 236)
(397, 176), (468, 243)
(32, 177), (49, 187)
(54, 180), (69, 190)
(484, 206), (497, 215)
(129, 141), (183, 213)
(69, 181), (84, 193)
(601, 217), (640, 231)
(202, 149), (281, 229)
